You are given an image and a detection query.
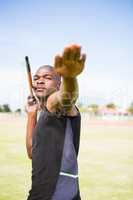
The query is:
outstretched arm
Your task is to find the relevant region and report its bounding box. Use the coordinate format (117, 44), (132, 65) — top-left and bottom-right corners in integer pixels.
(47, 44), (86, 113)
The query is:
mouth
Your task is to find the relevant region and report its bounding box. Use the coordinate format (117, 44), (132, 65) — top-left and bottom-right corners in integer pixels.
(34, 87), (46, 92)
(36, 88), (46, 92)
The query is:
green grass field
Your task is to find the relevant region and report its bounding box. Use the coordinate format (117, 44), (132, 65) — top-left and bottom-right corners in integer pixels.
(0, 113), (133, 200)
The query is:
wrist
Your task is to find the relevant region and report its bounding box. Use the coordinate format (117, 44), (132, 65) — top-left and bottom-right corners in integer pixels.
(27, 111), (37, 118)
(63, 77), (76, 81)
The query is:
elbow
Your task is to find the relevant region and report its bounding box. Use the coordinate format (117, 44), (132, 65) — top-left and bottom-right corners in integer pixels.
(61, 97), (78, 111)
(26, 145), (32, 159)
(28, 154), (32, 159)
(61, 92), (78, 106)
(27, 150), (32, 159)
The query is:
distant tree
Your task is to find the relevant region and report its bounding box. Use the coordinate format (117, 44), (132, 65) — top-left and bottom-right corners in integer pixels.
(15, 108), (21, 113)
(88, 104), (99, 115)
(106, 103), (116, 109)
(127, 103), (133, 115)
(2, 104), (12, 112)
(0, 105), (3, 112)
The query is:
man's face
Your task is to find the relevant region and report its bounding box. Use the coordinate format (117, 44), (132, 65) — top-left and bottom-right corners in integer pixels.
(33, 67), (59, 99)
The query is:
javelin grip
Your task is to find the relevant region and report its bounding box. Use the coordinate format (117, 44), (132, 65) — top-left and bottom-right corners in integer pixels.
(25, 56), (33, 96)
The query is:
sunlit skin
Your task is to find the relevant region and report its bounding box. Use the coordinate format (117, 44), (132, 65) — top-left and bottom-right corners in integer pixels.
(26, 44), (86, 113)
(33, 67), (60, 100)
(47, 44), (86, 113)
(26, 66), (60, 112)
(54, 44), (86, 78)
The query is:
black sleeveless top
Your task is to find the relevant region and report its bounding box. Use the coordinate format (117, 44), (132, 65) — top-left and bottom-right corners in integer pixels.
(52, 118), (79, 199)
(27, 107), (81, 200)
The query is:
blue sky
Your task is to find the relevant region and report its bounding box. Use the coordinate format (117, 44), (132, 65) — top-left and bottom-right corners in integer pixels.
(0, 0), (133, 110)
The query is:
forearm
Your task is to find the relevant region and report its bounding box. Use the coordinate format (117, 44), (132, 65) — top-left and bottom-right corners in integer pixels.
(26, 113), (37, 159)
(60, 77), (79, 109)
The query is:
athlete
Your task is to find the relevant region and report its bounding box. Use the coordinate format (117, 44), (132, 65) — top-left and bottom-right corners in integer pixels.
(25, 44), (86, 200)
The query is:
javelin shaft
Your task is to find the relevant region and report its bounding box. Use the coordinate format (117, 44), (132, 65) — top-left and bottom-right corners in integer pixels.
(25, 56), (33, 96)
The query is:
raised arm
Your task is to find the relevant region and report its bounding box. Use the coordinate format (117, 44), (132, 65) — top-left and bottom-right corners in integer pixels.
(47, 44), (86, 113)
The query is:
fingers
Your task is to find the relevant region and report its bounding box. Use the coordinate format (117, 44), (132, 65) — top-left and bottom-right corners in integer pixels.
(71, 45), (81, 60)
(27, 95), (37, 106)
(80, 53), (86, 66)
(54, 44), (86, 77)
(63, 44), (81, 61)
(62, 45), (72, 60)
(54, 55), (62, 69)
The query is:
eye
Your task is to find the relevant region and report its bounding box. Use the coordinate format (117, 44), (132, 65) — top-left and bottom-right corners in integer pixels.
(33, 76), (39, 81)
(45, 76), (52, 80)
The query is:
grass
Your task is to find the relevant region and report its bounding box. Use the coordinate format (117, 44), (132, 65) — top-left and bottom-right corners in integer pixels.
(0, 113), (133, 200)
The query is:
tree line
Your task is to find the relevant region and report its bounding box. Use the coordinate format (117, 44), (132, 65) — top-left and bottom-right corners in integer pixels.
(0, 102), (133, 115)
(0, 104), (21, 113)
(78, 102), (133, 115)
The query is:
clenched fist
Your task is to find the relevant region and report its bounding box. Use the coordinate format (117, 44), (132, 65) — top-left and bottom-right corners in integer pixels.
(25, 96), (39, 115)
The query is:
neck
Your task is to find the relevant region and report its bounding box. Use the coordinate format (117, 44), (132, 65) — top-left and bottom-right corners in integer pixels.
(38, 96), (47, 109)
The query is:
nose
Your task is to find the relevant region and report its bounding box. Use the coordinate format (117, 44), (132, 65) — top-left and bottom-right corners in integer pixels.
(37, 77), (45, 84)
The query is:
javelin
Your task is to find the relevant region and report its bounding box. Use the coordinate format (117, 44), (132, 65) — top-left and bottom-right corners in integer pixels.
(25, 56), (33, 96)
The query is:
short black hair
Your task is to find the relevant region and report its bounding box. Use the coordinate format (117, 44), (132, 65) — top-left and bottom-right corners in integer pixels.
(36, 65), (61, 83)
